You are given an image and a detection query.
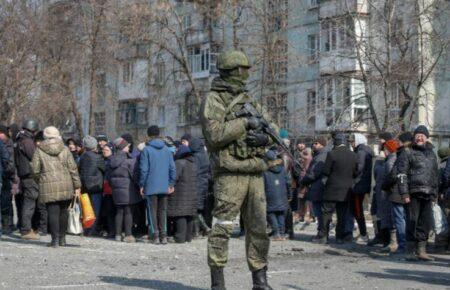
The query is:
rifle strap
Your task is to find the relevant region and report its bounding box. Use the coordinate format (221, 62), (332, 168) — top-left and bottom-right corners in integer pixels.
(225, 93), (246, 116)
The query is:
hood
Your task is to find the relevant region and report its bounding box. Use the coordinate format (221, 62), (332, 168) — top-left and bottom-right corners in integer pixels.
(358, 143), (374, 157)
(189, 138), (205, 153)
(175, 145), (192, 160)
(38, 139), (65, 156)
(354, 133), (367, 147)
(147, 139), (165, 150)
(110, 151), (127, 169)
(269, 164), (283, 173)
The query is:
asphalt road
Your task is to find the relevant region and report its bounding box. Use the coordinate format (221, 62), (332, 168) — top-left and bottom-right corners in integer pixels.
(0, 222), (449, 290)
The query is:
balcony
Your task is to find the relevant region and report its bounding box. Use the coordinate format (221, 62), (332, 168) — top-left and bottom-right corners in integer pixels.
(186, 29), (208, 46)
(319, 0), (368, 19)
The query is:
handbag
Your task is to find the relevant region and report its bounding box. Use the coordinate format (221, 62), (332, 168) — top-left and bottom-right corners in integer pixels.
(433, 202), (449, 235)
(80, 193), (96, 229)
(67, 196), (83, 235)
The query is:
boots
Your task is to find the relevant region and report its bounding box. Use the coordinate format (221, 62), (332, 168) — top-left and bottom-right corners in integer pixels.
(405, 241), (418, 261)
(417, 241), (435, 261)
(59, 235), (66, 247)
(252, 266), (273, 290)
(47, 234), (59, 248)
(381, 230), (398, 253)
(210, 267), (226, 290)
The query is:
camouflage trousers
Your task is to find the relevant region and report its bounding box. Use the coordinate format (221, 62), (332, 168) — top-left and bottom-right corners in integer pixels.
(207, 173), (270, 272)
(435, 198), (450, 248)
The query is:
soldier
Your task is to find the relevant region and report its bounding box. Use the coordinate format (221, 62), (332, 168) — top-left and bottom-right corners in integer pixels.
(200, 50), (274, 290)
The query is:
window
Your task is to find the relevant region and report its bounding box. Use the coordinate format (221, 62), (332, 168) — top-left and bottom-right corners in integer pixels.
(96, 73), (106, 106)
(117, 101), (147, 127)
(309, 0), (319, 9)
(94, 112), (106, 135)
(318, 77), (353, 126)
(182, 15), (191, 31)
(266, 40), (288, 83)
(268, 0), (288, 32)
(266, 93), (288, 129)
(307, 90), (316, 116)
(307, 34), (319, 61)
(156, 61), (165, 86)
(321, 18), (354, 52)
(187, 45), (210, 77)
(122, 61), (134, 83)
(178, 103), (186, 124)
(158, 106), (165, 126)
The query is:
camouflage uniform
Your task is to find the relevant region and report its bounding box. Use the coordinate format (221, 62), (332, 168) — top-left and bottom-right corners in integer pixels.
(201, 51), (273, 273)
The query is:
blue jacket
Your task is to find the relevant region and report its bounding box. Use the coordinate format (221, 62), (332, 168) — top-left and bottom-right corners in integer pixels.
(139, 139), (176, 195)
(264, 164), (291, 212)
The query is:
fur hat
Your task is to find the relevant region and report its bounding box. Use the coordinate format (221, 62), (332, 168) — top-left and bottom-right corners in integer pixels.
(414, 125), (430, 138)
(43, 126), (61, 140)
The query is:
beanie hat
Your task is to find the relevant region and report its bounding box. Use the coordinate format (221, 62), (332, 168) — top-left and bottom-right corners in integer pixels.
(121, 133), (134, 145)
(313, 136), (327, 147)
(181, 133), (192, 142)
(384, 139), (399, 153)
(398, 132), (413, 144)
(378, 132), (394, 142)
(265, 150), (278, 161)
(279, 128), (289, 139)
(147, 125), (160, 137)
(333, 133), (347, 146)
(96, 134), (108, 142)
(113, 137), (129, 151)
(43, 126), (61, 140)
(83, 135), (98, 150)
(437, 147), (450, 159)
(414, 125), (430, 138)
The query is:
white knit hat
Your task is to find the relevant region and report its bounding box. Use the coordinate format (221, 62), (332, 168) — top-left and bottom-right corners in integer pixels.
(43, 126), (61, 140)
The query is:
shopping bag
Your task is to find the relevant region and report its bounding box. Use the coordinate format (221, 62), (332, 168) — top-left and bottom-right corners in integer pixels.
(433, 202), (449, 235)
(67, 197), (83, 235)
(80, 193), (96, 229)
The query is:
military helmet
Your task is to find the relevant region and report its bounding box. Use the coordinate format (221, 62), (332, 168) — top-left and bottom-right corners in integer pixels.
(22, 120), (39, 132)
(217, 50), (251, 70)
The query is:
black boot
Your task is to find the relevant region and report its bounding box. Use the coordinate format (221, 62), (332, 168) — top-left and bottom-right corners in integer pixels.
(47, 234), (59, 248)
(210, 267), (226, 290)
(59, 235), (66, 247)
(252, 267), (273, 290)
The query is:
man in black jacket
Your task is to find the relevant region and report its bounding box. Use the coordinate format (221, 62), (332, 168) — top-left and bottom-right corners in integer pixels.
(0, 125), (16, 234)
(300, 136), (328, 240)
(397, 125), (438, 261)
(14, 120), (41, 240)
(317, 133), (358, 244)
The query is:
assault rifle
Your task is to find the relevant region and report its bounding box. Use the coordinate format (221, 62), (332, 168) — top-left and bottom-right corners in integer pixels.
(236, 102), (302, 177)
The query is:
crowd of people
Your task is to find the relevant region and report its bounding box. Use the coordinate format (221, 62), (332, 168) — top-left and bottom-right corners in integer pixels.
(0, 120), (449, 261)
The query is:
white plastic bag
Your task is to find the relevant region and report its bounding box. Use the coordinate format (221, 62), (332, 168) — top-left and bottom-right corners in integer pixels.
(433, 203), (449, 235)
(67, 197), (83, 235)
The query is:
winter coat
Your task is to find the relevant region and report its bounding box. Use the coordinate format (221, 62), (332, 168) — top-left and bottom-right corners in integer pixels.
(396, 142), (439, 199)
(31, 139), (81, 204)
(108, 151), (141, 205)
(352, 144), (374, 195)
(168, 152), (198, 217)
(190, 138), (212, 210)
(373, 157), (392, 229)
(264, 162), (291, 212)
(139, 138), (176, 195)
(301, 148), (328, 202)
(14, 130), (36, 179)
(381, 153), (404, 204)
(440, 157), (450, 197)
(78, 150), (105, 195)
(322, 145), (358, 202)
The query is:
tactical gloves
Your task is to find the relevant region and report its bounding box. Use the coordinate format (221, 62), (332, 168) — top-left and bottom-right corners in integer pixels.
(245, 117), (268, 130)
(246, 132), (269, 147)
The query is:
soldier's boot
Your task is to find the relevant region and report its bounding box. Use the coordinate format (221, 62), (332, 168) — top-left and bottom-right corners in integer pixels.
(405, 242), (418, 261)
(417, 241), (435, 261)
(210, 267), (226, 290)
(251, 267), (273, 290)
(381, 230), (398, 253)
